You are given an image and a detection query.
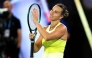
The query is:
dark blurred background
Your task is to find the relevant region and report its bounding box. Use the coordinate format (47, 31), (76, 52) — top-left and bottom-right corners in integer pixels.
(0, 0), (92, 58)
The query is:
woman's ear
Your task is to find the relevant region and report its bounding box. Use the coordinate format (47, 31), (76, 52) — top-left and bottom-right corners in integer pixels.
(59, 15), (63, 20)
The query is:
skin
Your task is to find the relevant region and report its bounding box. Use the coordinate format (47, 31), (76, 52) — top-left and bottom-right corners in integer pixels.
(29, 5), (68, 53)
(3, 1), (22, 48)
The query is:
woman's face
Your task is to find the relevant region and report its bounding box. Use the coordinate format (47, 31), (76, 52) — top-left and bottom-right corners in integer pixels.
(49, 5), (63, 21)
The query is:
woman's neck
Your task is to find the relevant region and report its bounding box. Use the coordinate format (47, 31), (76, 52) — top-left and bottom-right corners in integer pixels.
(50, 20), (60, 28)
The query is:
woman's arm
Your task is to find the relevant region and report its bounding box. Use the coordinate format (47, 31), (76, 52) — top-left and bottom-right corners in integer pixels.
(30, 26), (48, 53)
(29, 34), (43, 53)
(32, 8), (67, 41)
(34, 35), (43, 53)
(35, 22), (67, 41)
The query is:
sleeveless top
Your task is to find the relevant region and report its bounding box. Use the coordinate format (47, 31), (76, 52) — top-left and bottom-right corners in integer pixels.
(42, 22), (67, 53)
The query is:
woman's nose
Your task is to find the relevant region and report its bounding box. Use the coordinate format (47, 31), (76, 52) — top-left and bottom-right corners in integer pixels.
(50, 10), (53, 15)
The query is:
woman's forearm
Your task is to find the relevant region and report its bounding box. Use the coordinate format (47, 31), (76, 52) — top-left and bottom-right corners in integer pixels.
(34, 43), (40, 53)
(35, 22), (49, 40)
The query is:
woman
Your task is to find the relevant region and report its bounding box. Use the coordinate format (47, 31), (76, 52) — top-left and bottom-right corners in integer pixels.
(29, 3), (69, 58)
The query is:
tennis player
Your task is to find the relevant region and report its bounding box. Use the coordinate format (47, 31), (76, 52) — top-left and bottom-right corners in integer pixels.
(29, 3), (69, 58)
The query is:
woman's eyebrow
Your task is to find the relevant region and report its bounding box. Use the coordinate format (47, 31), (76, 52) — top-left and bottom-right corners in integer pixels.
(54, 10), (60, 13)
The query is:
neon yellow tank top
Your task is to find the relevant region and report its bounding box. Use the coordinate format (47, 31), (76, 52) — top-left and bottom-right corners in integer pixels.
(42, 22), (67, 53)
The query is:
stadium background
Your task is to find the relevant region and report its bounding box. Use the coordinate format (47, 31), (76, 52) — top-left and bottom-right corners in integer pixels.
(0, 0), (92, 58)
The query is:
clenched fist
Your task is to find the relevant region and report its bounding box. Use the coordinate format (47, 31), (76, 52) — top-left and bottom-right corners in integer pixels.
(29, 33), (35, 39)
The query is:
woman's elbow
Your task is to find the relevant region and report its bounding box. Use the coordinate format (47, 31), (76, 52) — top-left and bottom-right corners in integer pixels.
(44, 36), (50, 41)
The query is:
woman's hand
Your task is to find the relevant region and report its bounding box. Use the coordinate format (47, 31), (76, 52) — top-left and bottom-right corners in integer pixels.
(32, 8), (39, 24)
(29, 33), (35, 39)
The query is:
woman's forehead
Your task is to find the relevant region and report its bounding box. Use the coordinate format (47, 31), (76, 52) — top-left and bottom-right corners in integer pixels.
(52, 5), (62, 12)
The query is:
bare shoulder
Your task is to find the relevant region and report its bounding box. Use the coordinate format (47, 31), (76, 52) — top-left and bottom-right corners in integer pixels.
(56, 23), (67, 32)
(59, 23), (68, 40)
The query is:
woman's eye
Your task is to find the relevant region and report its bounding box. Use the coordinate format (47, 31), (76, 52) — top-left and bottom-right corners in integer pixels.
(55, 11), (58, 13)
(55, 11), (57, 13)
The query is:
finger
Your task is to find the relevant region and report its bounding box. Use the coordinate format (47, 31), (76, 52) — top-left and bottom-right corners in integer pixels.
(29, 33), (33, 37)
(29, 33), (35, 38)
